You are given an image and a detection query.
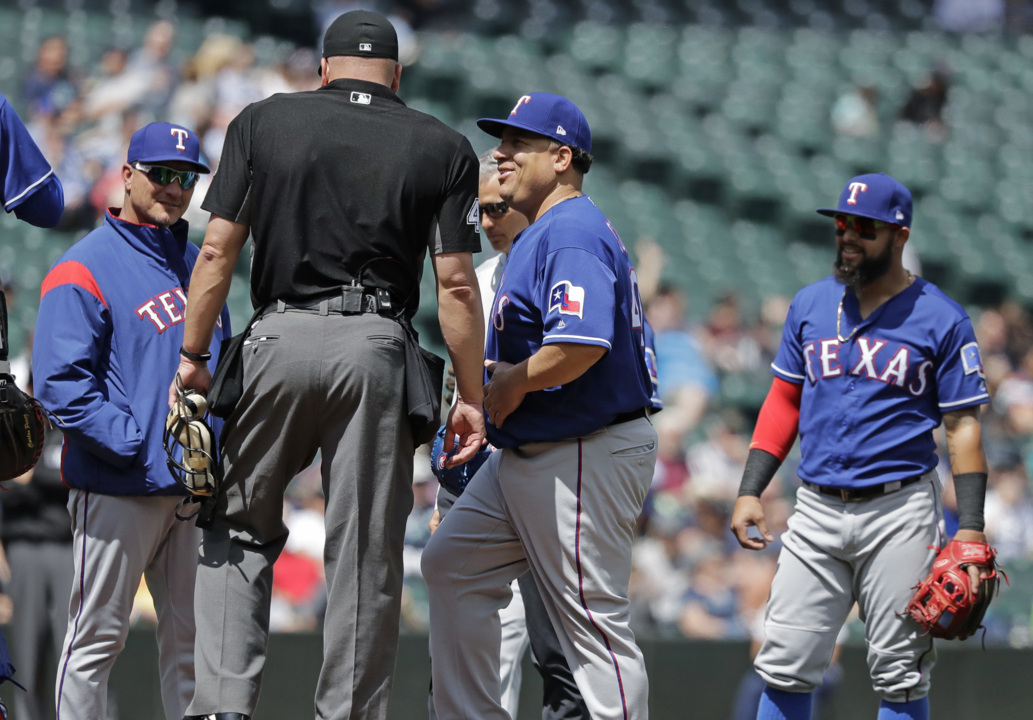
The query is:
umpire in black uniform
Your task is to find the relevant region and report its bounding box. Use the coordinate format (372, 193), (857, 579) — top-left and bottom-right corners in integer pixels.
(171, 10), (486, 720)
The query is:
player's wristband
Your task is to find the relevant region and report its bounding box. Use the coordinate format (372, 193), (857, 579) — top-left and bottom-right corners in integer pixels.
(737, 448), (782, 498)
(180, 346), (212, 363)
(953, 471), (988, 532)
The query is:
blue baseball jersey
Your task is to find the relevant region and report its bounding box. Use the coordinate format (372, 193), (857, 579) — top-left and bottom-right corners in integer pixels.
(772, 275), (988, 488)
(485, 195), (652, 447)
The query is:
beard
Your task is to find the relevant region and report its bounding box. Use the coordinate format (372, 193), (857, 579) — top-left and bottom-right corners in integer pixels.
(834, 241), (893, 291)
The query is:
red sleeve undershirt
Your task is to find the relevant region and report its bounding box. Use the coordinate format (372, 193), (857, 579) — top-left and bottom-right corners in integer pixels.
(749, 377), (802, 462)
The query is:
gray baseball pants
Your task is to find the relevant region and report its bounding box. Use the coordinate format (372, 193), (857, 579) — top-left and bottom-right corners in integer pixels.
(186, 310), (414, 720)
(423, 417), (656, 720)
(755, 471), (943, 703)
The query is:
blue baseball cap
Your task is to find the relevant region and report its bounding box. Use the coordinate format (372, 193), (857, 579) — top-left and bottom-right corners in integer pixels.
(127, 122), (210, 173)
(478, 92), (592, 154)
(817, 173), (911, 227)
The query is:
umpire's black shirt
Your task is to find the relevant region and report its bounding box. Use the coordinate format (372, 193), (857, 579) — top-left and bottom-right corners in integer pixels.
(202, 78), (481, 318)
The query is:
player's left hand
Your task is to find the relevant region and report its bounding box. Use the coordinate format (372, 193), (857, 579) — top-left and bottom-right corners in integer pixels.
(954, 528), (993, 597)
(169, 358), (211, 408)
(482, 359), (526, 428)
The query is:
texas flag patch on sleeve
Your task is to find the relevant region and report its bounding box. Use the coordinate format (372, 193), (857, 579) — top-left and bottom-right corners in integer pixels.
(549, 281), (585, 319)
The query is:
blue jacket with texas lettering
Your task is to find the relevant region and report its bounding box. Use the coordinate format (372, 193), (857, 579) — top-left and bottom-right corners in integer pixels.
(32, 209), (231, 496)
(771, 275), (988, 489)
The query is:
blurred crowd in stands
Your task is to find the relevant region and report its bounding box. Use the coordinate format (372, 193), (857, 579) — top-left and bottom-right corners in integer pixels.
(4, 0), (1033, 655)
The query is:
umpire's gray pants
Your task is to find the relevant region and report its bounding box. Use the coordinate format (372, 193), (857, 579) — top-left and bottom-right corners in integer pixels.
(186, 311), (414, 720)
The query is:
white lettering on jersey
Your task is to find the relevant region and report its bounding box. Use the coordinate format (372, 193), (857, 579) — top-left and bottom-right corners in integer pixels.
(136, 299), (168, 331)
(804, 342), (818, 384)
(492, 294), (510, 332)
(879, 347), (910, 387)
(850, 337), (886, 378)
(158, 291), (182, 323)
(628, 267), (643, 332)
(846, 182), (868, 205)
(467, 199), (480, 227)
(908, 359), (933, 396)
(819, 339), (842, 377)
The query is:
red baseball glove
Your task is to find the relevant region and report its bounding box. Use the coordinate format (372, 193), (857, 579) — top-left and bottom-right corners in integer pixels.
(906, 539), (1005, 640)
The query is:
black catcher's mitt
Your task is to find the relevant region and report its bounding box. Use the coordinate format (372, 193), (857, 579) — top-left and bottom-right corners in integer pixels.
(0, 375), (47, 483)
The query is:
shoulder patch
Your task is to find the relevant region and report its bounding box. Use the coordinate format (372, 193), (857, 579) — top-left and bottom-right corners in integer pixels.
(549, 281), (584, 319)
(960, 342), (984, 378)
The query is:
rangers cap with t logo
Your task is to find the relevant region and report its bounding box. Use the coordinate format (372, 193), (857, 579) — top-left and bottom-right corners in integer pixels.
(477, 92), (593, 154)
(816, 172), (912, 227)
(127, 121), (210, 173)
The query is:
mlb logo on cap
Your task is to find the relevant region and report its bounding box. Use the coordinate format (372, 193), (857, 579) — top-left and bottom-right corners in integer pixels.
(817, 172), (912, 227)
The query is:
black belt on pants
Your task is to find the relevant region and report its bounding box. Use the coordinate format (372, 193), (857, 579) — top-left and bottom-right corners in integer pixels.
(802, 475), (923, 502)
(608, 407), (649, 426)
(267, 286), (392, 316)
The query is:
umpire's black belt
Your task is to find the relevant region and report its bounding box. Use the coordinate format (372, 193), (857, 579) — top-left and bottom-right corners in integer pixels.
(802, 475), (923, 502)
(267, 286), (392, 316)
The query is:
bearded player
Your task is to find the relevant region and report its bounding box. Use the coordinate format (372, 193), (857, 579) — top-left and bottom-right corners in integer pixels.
(730, 173), (994, 720)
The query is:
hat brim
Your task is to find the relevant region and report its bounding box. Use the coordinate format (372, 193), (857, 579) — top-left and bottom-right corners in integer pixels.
(816, 207), (900, 224)
(134, 155), (211, 174)
(477, 117), (582, 151)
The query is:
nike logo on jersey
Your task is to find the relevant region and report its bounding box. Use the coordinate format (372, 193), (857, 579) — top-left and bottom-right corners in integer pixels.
(803, 337), (933, 396)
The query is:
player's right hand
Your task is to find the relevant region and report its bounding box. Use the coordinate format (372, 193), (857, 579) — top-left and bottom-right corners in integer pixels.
(730, 496), (774, 551)
(443, 398), (486, 468)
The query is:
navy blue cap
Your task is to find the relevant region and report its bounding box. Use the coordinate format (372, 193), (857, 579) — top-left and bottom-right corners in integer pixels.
(127, 122), (210, 173)
(817, 173), (911, 227)
(478, 92), (592, 154)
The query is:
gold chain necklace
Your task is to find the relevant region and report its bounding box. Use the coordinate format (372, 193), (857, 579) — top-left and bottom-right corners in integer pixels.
(837, 271), (913, 343)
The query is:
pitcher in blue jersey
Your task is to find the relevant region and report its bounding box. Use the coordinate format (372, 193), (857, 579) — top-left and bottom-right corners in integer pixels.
(730, 173), (994, 720)
(422, 92), (657, 720)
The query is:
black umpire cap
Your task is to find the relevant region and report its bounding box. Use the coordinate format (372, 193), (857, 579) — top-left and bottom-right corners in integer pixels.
(321, 10), (399, 72)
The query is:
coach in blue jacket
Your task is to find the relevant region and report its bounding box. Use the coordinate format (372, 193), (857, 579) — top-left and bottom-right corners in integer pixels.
(32, 121), (230, 720)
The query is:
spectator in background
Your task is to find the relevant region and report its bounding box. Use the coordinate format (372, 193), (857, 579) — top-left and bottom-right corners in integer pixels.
(124, 20), (179, 117)
(983, 462), (1033, 562)
(831, 84), (879, 138)
(933, 0), (1005, 32)
(702, 290), (764, 377)
(645, 283), (719, 490)
(898, 67), (951, 142)
(22, 36), (78, 119)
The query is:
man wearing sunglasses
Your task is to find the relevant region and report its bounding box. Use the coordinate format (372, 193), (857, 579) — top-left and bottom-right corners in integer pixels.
(730, 173), (994, 720)
(32, 121), (229, 720)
